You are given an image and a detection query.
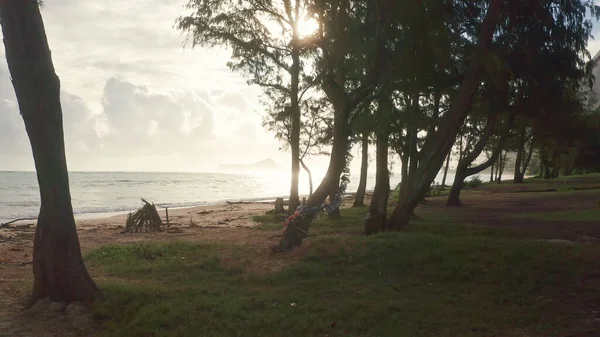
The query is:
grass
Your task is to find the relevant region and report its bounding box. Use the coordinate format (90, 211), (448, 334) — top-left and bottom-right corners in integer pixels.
(87, 195), (600, 337)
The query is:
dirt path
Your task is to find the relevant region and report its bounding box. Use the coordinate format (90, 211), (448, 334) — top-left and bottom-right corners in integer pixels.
(420, 188), (600, 241)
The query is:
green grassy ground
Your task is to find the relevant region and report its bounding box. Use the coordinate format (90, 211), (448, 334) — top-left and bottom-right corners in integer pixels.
(86, 191), (600, 337)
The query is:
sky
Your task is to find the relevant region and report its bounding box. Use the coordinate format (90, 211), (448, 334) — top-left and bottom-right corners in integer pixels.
(0, 1), (600, 174)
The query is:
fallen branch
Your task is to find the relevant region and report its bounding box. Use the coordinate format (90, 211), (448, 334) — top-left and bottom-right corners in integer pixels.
(0, 217), (37, 228)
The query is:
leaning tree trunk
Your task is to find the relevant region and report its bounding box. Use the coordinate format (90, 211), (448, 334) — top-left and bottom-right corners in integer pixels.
(441, 150), (451, 188)
(353, 132), (369, 207)
(299, 159), (313, 197)
(518, 137), (534, 182)
(0, 0), (100, 304)
(278, 98), (352, 250)
(447, 112), (515, 206)
(386, 0), (502, 229)
(288, 39), (301, 215)
(446, 172), (466, 206)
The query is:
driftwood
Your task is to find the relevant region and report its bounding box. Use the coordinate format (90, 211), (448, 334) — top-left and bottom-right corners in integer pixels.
(0, 217), (37, 228)
(122, 198), (164, 233)
(225, 201), (254, 205)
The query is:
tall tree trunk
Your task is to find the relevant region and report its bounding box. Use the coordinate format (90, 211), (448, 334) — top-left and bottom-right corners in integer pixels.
(364, 91), (391, 234)
(441, 150), (451, 188)
(387, 0), (503, 229)
(513, 124), (526, 183)
(496, 150), (508, 183)
(399, 148), (409, 195)
(364, 130), (389, 235)
(0, 0), (100, 304)
(288, 38), (301, 215)
(299, 159), (313, 197)
(353, 132), (369, 207)
(490, 162), (495, 182)
(518, 137), (534, 182)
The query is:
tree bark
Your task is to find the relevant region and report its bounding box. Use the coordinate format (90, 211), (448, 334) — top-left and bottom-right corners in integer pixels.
(490, 162), (495, 182)
(387, 0), (503, 229)
(518, 137), (534, 182)
(441, 150), (451, 188)
(0, 0), (100, 304)
(353, 132), (369, 207)
(299, 159), (313, 197)
(278, 97), (352, 249)
(496, 150), (508, 183)
(364, 130), (389, 235)
(513, 123), (526, 183)
(288, 34), (301, 215)
(447, 112), (515, 206)
(364, 91), (391, 235)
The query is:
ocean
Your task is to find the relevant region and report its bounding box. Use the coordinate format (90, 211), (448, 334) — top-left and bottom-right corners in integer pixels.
(0, 170), (511, 223)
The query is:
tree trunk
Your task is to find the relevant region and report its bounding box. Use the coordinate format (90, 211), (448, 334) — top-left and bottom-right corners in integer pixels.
(518, 137), (534, 182)
(446, 171), (465, 206)
(386, 0), (502, 229)
(490, 162), (495, 182)
(448, 112), (515, 206)
(364, 130), (389, 235)
(513, 124), (525, 183)
(399, 149), (409, 194)
(299, 159), (313, 197)
(0, 0), (100, 304)
(364, 91), (391, 235)
(496, 150), (508, 183)
(288, 37), (301, 215)
(353, 132), (369, 207)
(441, 150), (451, 188)
(278, 98), (351, 250)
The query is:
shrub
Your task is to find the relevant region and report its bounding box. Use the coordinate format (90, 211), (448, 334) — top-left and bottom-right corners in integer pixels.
(424, 182), (443, 197)
(467, 175), (483, 188)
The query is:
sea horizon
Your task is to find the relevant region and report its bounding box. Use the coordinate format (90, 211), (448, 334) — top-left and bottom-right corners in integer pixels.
(0, 169), (514, 223)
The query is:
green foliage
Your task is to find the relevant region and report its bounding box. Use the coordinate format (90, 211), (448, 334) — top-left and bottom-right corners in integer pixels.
(467, 175), (483, 188)
(424, 182), (443, 197)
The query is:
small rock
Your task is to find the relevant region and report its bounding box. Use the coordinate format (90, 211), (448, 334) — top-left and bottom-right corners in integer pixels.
(48, 301), (64, 312)
(65, 301), (87, 316)
(66, 302), (93, 330)
(29, 297), (51, 311)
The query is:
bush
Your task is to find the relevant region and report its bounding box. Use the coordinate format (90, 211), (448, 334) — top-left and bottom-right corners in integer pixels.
(467, 175), (483, 188)
(424, 182), (443, 197)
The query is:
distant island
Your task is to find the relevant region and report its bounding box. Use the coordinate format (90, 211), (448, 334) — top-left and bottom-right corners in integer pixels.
(218, 158), (281, 173)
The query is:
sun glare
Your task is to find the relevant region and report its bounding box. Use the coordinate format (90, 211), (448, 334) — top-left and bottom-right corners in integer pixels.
(297, 17), (319, 38)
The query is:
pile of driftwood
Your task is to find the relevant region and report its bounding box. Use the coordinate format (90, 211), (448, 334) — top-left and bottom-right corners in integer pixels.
(122, 198), (164, 233)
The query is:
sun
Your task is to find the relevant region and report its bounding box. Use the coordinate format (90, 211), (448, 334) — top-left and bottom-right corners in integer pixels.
(297, 17), (319, 38)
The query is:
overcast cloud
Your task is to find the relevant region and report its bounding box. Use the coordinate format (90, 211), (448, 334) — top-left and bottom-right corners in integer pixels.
(0, 0), (292, 172)
(0, 1), (599, 173)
